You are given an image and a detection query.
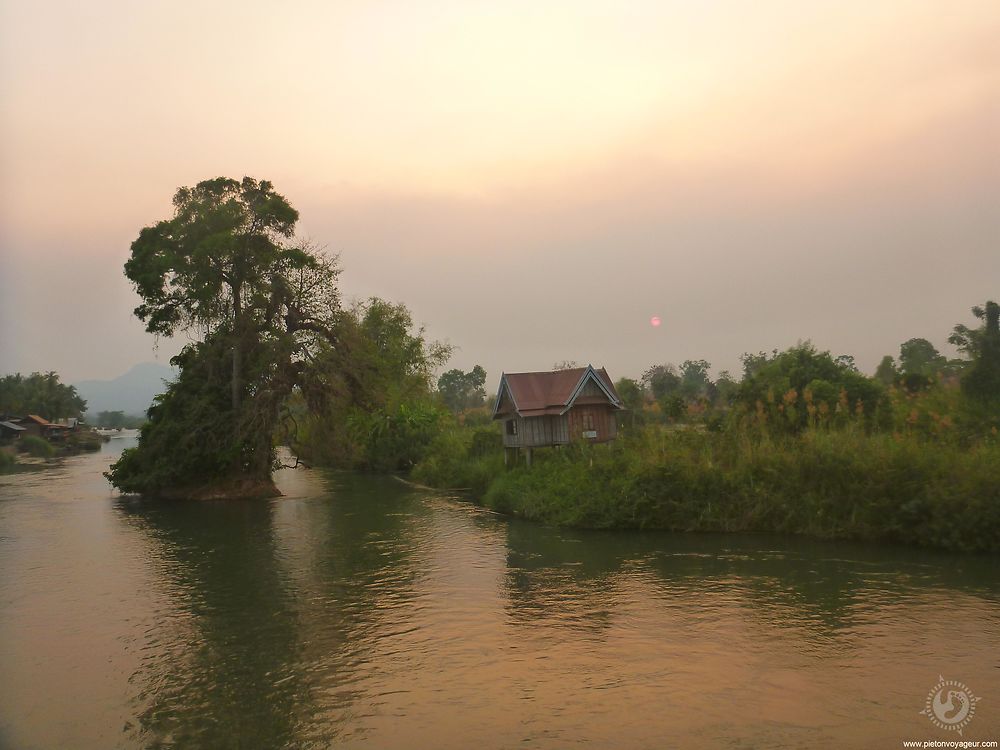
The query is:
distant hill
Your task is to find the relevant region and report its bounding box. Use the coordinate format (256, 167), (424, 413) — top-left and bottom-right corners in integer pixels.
(74, 362), (177, 417)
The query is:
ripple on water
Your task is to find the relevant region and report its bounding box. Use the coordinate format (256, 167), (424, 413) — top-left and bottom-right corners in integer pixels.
(1, 457), (1000, 748)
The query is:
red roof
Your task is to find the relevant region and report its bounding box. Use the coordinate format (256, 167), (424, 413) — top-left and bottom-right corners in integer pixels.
(23, 414), (51, 426)
(493, 366), (621, 418)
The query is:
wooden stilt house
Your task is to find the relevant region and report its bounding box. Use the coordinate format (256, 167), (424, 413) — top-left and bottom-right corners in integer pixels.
(492, 365), (623, 464)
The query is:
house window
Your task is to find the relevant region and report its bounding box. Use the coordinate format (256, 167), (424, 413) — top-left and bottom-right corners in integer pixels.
(582, 413), (595, 431)
(506, 420), (517, 436)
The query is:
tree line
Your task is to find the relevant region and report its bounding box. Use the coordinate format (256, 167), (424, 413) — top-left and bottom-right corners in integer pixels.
(104, 175), (998, 499)
(0, 372), (86, 421)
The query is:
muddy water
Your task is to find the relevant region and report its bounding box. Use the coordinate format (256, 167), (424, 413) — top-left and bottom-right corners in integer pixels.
(1, 439), (998, 748)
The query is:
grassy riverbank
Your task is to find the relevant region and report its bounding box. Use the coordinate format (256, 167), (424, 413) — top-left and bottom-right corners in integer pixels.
(413, 420), (1000, 553)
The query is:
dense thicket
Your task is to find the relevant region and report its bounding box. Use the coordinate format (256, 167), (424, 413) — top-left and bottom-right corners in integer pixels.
(290, 298), (450, 472)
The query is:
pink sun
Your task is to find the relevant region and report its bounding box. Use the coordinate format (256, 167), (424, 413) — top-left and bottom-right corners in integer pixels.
(650, 316), (662, 327)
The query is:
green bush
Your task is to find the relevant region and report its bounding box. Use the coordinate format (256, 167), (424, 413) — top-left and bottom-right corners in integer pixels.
(413, 416), (1000, 553)
(411, 424), (504, 495)
(20, 435), (55, 458)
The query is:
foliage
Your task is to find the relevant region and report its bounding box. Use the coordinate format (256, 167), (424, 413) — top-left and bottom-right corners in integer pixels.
(949, 302), (991, 358)
(713, 370), (739, 404)
(678, 359), (712, 401)
(959, 300), (1000, 405)
(0, 372), (86, 420)
(408, 307), (1000, 552)
(107, 337), (251, 494)
(0, 448), (15, 472)
(65, 430), (104, 453)
(411, 423), (504, 496)
(414, 408), (1000, 553)
(293, 298), (451, 471)
(732, 343), (884, 432)
(740, 350), (778, 379)
(874, 355), (898, 385)
(614, 378), (644, 412)
(898, 338), (947, 376)
(641, 364), (681, 400)
(551, 360), (579, 371)
(437, 366), (487, 412)
(476, 427), (1000, 552)
(20, 434), (55, 458)
(108, 177), (341, 495)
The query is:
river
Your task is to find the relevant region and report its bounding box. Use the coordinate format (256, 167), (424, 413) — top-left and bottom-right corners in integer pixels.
(1, 438), (997, 748)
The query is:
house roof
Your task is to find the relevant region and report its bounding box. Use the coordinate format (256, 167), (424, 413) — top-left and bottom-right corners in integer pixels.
(23, 414), (51, 426)
(492, 365), (622, 419)
(0, 421), (25, 432)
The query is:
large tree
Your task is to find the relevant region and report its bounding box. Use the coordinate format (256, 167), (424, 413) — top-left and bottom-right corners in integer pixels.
(108, 177), (341, 496)
(437, 366), (487, 413)
(898, 337), (947, 376)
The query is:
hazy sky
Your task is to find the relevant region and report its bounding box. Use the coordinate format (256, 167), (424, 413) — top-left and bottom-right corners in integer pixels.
(1, 0), (997, 387)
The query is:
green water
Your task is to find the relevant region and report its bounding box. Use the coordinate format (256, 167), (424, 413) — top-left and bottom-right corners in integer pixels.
(1, 439), (998, 748)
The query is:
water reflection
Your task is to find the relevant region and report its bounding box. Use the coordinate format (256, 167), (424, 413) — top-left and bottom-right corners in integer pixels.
(115, 496), (309, 748)
(503, 520), (1000, 632)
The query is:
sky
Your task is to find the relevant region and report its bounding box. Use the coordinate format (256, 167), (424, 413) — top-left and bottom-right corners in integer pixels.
(1, 0), (998, 388)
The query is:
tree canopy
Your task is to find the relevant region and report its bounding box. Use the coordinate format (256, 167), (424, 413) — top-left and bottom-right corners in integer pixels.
(959, 300), (1000, 403)
(437, 366), (487, 413)
(898, 338), (947, 377)
(0, 372), (86, 420)
(733, 343), (884, 431)
(108, 177), (341, 496)
(291, 298), (451, 471)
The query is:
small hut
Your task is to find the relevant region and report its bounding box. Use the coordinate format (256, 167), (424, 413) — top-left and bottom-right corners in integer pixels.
(0, 420), (25, 442)
(492, 365), (623, 465)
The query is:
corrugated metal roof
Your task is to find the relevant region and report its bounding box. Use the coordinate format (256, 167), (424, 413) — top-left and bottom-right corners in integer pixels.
(0, 421), (26, 431)
(493, 365), (621, 418)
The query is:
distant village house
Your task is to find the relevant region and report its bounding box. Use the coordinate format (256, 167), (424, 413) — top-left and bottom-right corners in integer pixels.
(0, 420), (26, 442)
(492, 365), (623, 465)
(3, 414), (75, 441)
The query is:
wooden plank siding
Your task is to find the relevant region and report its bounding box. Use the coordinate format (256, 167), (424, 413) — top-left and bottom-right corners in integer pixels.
(502, 407), (617, 448)
(502, 415), (570, 448)
(566, 404), (617, 443)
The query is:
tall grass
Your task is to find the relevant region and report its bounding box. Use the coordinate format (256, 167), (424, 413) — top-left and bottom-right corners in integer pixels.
(411, 425), (505, 496)
(413, 413), (1000, 552)
(20, 435), (55, 458)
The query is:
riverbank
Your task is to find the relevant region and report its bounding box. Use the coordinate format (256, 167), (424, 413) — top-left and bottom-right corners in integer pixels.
(412, 425), (1000, 553)
(1, 431), (107, 473)
(150, 476), (282, 501)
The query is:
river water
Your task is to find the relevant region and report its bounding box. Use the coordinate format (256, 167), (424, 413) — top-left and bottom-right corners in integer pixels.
(0, 439), (998, 749)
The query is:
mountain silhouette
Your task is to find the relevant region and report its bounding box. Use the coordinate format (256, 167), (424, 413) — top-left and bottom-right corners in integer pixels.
(74, 362), (177, 417)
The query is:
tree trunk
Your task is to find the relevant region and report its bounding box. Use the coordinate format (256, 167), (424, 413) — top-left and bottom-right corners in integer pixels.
(232, 282), (243, 414)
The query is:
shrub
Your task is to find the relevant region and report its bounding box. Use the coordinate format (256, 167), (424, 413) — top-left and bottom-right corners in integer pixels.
(20, 435), (55, 458)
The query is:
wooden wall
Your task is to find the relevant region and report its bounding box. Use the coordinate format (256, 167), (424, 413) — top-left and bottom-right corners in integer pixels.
(502, 415), (570, 448)
(566, 405), (617, 443)
(502, 407), (617, 448)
